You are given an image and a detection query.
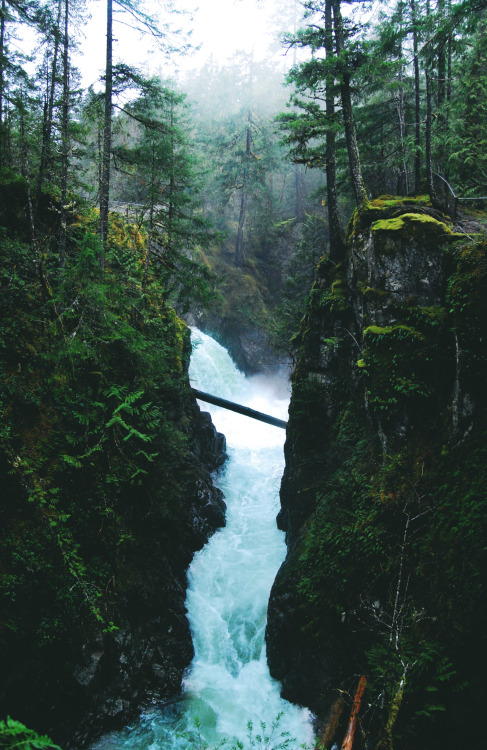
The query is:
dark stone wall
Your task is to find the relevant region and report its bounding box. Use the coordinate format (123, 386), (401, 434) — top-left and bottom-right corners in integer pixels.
(265, 199), (487, 749)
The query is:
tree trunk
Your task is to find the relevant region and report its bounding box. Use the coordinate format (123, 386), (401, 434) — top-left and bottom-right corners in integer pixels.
(167, 101), (175, 252)
(437, 0), (446, 110)
(425, 70), (434, 198)
(291, 14), (305, 224)
(295, 164), (304, 222)
(395, 4), (409, 197)
(325, 0), (344, 261)
(19, 92), (40, 268)
(378, 122), (385, 191)
(235, 184), (247, 267)
(36, 0), (62, 217)
(59, 0), (69, 269)
(446, 0), (452, 138)
(0, 0), (6, 167)
(235, 110), (251, 267)
(425, 1), (434, 198)
(436, 0), (446, 150)
(142, 142), (156, 290)
(375, 676), (405, 750)
(332, 0), (368, 207)
(396, 85), (409, 195)
(99, 0), (113, 269)
(410, 0), (422, 194)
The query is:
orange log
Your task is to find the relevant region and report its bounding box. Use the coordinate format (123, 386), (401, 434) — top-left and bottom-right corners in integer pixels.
(340, 675), (367, 750)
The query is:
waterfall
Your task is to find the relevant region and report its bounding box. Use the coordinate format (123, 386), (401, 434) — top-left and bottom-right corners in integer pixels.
(91, 329), (314, 750)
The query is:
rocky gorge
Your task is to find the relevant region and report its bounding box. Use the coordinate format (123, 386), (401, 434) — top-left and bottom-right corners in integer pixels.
(2, 192), (486, 750)
(266, 197), (487, 749)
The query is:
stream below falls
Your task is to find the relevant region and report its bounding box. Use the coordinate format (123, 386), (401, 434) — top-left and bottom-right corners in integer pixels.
(91, 328), (314, 750)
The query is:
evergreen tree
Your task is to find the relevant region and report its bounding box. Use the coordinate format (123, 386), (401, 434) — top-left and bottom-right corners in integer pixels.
(109, 78), (219, 311)
(332, 0), (368, 206)
(448, 9), (487, 194)
(278, 0), (369, 257)
(98, 0), (191, 267)
(186, 55), (286, 267)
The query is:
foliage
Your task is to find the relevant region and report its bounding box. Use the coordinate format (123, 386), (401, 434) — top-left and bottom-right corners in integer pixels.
(0, 180), (220, 736)
(0, 718), (61, 750)
(177, 56), (327, 350)
(270, 215), (327, 355)
(280, 0), (487, 210)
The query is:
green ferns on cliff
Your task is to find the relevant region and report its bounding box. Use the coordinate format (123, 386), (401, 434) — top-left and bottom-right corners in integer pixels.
(0, 210), (187, 635)
(0, 178), (222, 742)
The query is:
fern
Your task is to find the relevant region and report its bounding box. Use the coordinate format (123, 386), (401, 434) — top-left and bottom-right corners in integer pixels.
(0, 718), (61, 750)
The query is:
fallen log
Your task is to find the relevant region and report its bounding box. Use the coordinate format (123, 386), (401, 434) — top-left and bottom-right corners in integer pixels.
(341, 675), (367, 750)
(191, 388), (287, 429)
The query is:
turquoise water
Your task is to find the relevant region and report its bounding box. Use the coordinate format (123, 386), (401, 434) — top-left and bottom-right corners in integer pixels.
(90, 329), (313, 750)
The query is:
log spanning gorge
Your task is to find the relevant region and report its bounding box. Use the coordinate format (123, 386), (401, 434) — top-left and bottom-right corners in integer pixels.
(91, 329), (314, 750)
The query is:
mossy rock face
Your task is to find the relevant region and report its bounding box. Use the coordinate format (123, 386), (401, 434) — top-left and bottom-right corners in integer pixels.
(268, 196), (487, 750)
(349, 205), (460, 315)
(363, 322), (423, 338)
(347, 196), (451, 241)
(362, 285), (391, 299)
(370, 213), (462, 254)
(371, 194), (431, 207)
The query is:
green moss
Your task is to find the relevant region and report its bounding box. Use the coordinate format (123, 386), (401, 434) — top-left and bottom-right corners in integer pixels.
(371, 194), (431, 209)
(372, 216), (408, 232)
(364, 323), (423, 339)
(419, 305), (448, 323)
(347, 195), (460, 243)
(371, 212), (454, 236)
(319, 277), (349, 314)
(362, 286), (391, 299)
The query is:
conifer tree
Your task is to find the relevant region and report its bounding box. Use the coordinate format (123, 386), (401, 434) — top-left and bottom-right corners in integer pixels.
(0, 0), (42, 167)
(448, 9), (487, 194)
(278, 0), (369, 256)
(99, 0), (112, 268)
(110, 79), (218, 310)
(332, 0), (368, 206)
(98, 0), (191, 268)
(324, 0), (344, 260)
(59, 0), (70, 267)
(34, 0), (63, 213)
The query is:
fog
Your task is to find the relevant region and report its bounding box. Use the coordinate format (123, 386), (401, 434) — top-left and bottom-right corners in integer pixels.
(76, 0), (302, 88)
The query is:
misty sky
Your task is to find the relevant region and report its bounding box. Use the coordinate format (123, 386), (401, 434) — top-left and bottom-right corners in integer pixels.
(78, 0), (290, 87)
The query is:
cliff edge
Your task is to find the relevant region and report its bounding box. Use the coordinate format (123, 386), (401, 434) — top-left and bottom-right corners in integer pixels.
(0, 203), (227, 748)
(266, 197), (487, 750)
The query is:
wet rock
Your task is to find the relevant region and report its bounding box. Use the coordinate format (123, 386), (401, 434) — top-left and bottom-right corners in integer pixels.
(266, 199), (478, 735)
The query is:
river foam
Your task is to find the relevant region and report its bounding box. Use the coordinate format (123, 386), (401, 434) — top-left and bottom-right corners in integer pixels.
(91, 329), (314, 750)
